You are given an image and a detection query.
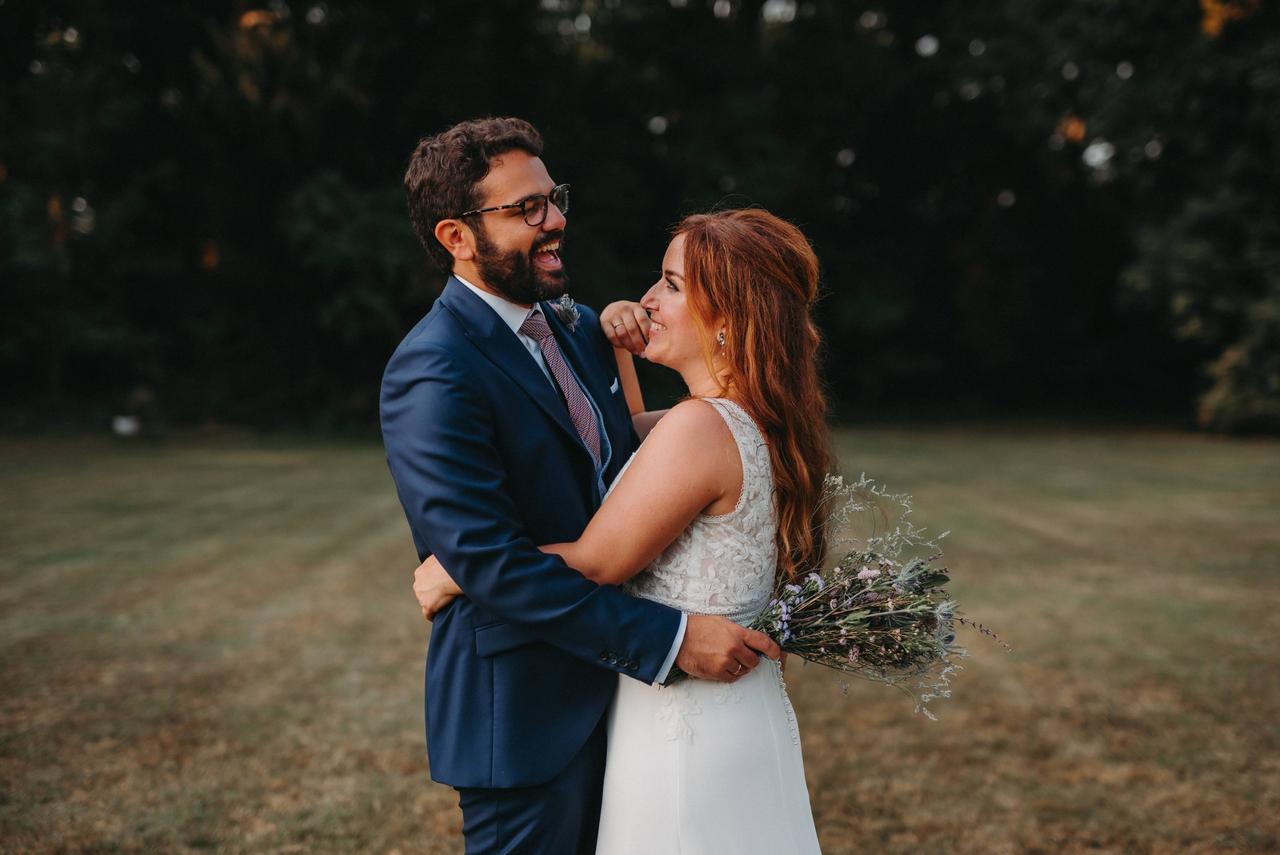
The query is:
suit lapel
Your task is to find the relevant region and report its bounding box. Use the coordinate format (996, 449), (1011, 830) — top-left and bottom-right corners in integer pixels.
(438, 279), (588, 459)
(542, 299), (609, 405)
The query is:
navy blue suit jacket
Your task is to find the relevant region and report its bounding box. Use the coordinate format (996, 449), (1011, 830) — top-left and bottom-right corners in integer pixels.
(381, 277), (682, 789)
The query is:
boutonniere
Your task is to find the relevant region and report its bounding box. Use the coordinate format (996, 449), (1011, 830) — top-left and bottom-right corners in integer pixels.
(553, 293), (580, 332)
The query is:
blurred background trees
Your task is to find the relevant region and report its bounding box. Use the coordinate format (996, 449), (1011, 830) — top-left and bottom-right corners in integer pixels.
(2, 0), (1276, 431)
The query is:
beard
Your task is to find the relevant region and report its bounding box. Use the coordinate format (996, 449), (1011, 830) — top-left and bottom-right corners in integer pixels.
(473, 225), (568, 305)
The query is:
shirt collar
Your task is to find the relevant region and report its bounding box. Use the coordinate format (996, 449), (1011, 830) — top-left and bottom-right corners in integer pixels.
(454, 274), (539, 337)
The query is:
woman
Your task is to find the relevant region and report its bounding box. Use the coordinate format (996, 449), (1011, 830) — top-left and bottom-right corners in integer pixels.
(419, 208), (830, 852)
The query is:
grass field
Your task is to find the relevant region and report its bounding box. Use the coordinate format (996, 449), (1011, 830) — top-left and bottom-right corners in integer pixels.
(2, 428), (1278, 853)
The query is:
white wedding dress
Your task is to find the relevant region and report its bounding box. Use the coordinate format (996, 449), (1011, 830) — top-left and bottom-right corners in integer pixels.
(595, 398), (822, 854)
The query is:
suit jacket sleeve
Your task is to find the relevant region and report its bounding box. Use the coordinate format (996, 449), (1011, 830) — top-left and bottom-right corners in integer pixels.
(381, 340), (681, 683)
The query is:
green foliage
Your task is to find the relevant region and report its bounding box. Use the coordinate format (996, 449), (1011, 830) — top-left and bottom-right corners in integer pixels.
(1117, 17), (1280, 431)
(0, 1), (1275, 429)
(283, 170), (417, 346)
(0, 5), (180, 406)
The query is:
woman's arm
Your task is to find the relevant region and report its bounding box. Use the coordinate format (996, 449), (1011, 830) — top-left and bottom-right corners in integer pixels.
(612, 346), (670, 440)
(631, 408), (670, 441)
(412, 402), (740, 611)
(543, 398), (741, 586)
(602, 300), (671, 439)
(613, 346), (645, 416)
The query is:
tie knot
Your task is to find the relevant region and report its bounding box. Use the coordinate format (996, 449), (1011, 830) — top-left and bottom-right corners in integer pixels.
(519, 310), (553, 341)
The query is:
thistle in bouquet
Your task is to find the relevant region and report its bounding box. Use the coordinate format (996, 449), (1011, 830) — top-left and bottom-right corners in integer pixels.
(751, 473), (1007, 719)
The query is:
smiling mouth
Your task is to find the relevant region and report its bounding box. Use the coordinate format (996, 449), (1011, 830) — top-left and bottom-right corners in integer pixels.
(533, 239), (562, 270)
(649, 321), (667, 333)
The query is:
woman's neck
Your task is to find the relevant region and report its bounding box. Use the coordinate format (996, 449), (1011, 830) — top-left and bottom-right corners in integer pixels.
(680, 362), (731, 400)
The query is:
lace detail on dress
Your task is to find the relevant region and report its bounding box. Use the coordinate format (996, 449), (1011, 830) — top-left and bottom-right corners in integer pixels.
(617, 398), (778, 626)
(656, 682), (701, 741)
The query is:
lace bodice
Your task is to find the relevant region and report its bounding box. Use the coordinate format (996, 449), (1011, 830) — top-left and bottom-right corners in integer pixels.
(609, 398), (777, 626)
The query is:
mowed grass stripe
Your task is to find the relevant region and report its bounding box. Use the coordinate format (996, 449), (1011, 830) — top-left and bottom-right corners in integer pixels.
(1, 430), (1277, 853)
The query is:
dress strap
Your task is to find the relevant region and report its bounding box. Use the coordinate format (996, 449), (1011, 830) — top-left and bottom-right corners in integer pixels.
(702, 397), (753, 441)
(702, 398), (771, 504)
(703, 397), (762, 439)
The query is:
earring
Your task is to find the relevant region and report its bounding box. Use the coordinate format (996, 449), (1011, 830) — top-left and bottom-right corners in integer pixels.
(717, 331), (726, 347)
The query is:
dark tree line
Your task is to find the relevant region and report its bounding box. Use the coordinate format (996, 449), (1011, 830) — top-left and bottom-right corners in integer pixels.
(2, 0), (1276, 431)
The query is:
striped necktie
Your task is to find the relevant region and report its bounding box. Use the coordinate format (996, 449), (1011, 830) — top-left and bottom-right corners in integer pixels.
(519, 310), (602, 465)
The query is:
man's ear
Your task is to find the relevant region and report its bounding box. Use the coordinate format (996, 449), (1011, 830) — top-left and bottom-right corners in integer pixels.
(434, 219), (475, 262)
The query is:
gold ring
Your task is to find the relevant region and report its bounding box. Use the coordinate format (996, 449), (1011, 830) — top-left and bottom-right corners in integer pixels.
(612, 322), (624, 328)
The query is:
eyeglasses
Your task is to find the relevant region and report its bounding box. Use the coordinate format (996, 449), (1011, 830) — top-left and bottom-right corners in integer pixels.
(459, 184), (570, 227)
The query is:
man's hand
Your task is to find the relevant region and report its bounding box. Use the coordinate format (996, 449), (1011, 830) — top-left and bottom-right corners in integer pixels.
(674, 614), (782, 683)
(601, 300), (650, 356)
(413, 554), (464, 622)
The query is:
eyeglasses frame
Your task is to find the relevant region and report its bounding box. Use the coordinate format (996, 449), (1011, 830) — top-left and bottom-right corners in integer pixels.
(458, 183), (570, 227)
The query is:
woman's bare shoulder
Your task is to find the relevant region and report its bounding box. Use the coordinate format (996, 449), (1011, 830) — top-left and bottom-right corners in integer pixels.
(638, 398), (739, 480)
(646, 398), (733, 443)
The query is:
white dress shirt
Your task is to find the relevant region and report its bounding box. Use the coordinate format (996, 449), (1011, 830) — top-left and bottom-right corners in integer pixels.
(454, 275), (687, 684)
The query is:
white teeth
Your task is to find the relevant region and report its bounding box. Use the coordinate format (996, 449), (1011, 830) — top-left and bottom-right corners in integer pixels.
(650, 322), (667, 331)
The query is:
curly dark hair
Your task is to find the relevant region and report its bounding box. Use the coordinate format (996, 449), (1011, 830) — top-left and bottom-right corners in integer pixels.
(404, 117), (544, 271)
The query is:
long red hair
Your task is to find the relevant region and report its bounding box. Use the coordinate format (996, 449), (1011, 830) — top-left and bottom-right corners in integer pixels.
(676, 208), (831, 581)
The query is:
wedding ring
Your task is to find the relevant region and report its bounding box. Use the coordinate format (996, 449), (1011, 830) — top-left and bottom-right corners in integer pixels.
(612, 322), (624, 328)
(730, 662), (744, 676)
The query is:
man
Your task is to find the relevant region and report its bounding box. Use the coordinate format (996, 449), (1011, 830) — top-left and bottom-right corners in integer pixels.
(381, 117), (779, 854)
